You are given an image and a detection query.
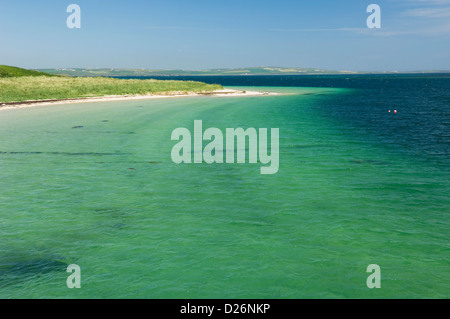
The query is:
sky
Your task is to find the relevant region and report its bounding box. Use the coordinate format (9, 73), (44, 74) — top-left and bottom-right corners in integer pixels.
(1, 0), (449, 71)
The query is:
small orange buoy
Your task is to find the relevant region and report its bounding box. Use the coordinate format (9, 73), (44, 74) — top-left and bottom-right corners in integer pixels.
(394, 110), (397, 114)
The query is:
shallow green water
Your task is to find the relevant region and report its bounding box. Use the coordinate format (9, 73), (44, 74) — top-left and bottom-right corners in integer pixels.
(0, 86), (448, 298)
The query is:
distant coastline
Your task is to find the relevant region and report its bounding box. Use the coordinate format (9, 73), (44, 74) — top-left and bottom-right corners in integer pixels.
(37, 66), (450, 77)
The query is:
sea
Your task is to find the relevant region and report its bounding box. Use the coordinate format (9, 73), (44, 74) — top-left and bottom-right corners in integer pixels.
(0, 74), (448, 298)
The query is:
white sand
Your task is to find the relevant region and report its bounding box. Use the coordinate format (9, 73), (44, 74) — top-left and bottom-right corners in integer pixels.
(0, 89), (279, 111)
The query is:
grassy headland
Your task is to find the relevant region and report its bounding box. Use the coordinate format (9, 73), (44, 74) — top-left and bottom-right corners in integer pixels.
(0, 66), (223, 104)
(0, 65), (54, 78)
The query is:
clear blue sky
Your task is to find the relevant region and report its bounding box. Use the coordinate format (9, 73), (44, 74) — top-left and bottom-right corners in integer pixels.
(1, 0), (449, 71)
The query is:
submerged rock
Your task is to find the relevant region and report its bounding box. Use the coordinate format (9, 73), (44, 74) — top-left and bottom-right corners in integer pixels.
(0, 255), (69, 287)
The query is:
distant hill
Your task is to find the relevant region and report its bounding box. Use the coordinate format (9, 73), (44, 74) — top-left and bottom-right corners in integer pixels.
(37, 67), (358, 77)
(11, 66), (450, 78)
(0, 65), (54, 78)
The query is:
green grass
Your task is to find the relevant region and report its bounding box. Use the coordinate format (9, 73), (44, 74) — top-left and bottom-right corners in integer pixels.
(0, 76), (223, 103)
(0, 65), (55, 78)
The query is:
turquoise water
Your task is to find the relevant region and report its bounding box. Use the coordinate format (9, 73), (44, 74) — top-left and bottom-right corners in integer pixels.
(0, 84), (448, 298)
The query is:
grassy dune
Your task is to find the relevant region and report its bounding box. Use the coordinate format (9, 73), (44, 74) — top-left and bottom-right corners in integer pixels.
(0, 65), (54, 78)
(0, 75), (223, 103)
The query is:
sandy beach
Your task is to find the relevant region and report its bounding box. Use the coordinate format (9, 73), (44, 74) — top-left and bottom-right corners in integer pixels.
(0, 89), (278, 111)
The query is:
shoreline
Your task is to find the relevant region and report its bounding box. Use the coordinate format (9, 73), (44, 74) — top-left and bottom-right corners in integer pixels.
(0, 89), (279, 111)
